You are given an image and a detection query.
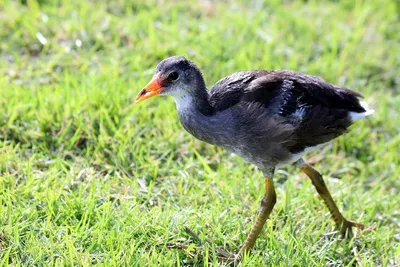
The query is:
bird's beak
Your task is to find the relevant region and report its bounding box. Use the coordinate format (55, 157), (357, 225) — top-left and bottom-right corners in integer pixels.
(135, 75), (164, 103)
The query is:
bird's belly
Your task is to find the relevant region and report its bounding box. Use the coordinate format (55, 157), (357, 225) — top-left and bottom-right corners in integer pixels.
(276, 146), (314, 167)
(222, 141), (284, 171)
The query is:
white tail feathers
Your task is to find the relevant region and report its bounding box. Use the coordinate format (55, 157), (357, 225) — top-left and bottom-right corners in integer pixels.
(349, 101), (375, 121)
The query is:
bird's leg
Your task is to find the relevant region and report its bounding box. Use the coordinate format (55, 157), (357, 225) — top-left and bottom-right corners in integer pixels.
(215, 176), (276, 263)
(298, 160), (364, 238)
(237, 176), (276, 258)
(179, 176), (276, 264)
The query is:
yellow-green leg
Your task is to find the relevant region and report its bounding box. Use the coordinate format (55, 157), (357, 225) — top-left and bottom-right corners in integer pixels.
(182, 176), (276, 264)
(298, 160), (364, 237)
(237, 176), (276, 258)
(210, 176), (276, 263)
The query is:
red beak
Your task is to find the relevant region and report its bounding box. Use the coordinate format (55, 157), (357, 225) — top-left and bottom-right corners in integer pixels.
(135, 75), (163, 103)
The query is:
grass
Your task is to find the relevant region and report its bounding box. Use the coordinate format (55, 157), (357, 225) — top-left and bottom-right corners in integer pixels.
(0, 0), (399, 266)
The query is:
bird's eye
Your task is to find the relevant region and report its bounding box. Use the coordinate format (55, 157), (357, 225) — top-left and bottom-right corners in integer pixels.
(168, 72), (179, 81)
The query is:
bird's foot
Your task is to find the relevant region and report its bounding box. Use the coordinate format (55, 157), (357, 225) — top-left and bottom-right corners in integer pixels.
(214, 247), (240, 264)
(340, 220), (365, 238)
(183, 226), (242, 264)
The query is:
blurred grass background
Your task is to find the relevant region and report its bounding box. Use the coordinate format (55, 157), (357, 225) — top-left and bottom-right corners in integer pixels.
(0, 0), (399, 266)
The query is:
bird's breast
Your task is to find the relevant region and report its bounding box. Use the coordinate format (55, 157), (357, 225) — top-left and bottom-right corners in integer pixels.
(177, 108), (235, 146)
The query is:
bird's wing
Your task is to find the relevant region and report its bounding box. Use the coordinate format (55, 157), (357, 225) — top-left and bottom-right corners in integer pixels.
(209, 70), (367, 153)
(209, 70), (270, 112)
(209, 70), (366, 115)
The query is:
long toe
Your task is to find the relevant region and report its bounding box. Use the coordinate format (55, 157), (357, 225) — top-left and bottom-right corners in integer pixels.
(341, 220), (365, 238)
(216, 252), (241, 265)
(215, 246), (236, 259)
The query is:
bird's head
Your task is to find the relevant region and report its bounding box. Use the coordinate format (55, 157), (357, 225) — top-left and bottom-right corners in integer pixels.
(135, 56), (206, 103)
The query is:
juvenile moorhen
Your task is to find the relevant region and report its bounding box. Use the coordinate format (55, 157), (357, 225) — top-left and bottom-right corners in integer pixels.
(135, 56), (373, 260)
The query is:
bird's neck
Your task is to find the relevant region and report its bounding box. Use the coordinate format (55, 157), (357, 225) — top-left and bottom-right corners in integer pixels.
(174, 88), (222, 145)
(173, 87), (213, 116)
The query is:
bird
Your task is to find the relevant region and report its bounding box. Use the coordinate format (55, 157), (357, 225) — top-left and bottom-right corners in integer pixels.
(135, 56), (374, 261)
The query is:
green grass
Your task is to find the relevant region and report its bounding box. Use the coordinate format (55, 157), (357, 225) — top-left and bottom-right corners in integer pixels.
(1, 0), (399, 266)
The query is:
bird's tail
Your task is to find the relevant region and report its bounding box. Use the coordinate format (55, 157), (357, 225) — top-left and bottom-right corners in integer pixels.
(349, 101), (375, 121)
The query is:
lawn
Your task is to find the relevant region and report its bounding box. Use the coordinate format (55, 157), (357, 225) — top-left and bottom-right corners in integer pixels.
(0, 0), (399, 266)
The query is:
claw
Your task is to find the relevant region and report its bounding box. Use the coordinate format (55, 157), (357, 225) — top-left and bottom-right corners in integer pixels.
(340, 220), (365, 238)
(216, 252), (241, 265)
(183, 226), (241, 264)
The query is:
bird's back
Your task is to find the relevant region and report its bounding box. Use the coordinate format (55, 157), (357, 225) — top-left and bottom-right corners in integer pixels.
(207, 70), (373, 167)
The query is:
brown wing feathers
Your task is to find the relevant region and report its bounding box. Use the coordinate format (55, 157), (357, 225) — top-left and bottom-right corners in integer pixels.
(209, 70), (366, 115)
